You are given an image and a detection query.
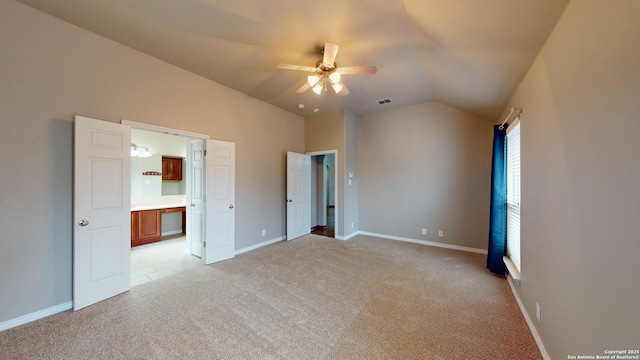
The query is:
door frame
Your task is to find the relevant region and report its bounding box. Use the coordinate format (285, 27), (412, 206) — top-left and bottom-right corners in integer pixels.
(121, 119), (227, 264)
(307, 150), (339, 239)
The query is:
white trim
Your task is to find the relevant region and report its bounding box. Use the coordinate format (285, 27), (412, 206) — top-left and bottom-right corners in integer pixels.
(121, 119), (210, 140)
(306, 150), (338, 157)
(336, 231), (359, 241)
(507, 276), (550, 360)
(358, 231), (488, 254)
(0, 302), (72, 332)
(235, 236), (286, 255)
(306, 150), (339, 239)
(503, 256), (521, 285)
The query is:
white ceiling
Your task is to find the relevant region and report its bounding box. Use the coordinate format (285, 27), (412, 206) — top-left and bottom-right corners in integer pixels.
(17, 0), (568, 120)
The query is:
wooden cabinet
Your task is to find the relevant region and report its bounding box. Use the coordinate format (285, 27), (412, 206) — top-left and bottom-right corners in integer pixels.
(162, 156), (183, 181)
(131, 206), (186, 247)
(131, 209), (162, 246)
(131, 211), (138, 245)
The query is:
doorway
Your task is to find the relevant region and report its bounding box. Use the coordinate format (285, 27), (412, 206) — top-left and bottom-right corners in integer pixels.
(123, 120), (236, 285)
(309, 151), (337, 238)
(129, 128), (199, 286)
(124, 119), (236, 263)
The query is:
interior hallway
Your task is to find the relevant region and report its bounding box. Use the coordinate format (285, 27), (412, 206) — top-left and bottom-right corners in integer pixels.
(311, 206), (335, 238)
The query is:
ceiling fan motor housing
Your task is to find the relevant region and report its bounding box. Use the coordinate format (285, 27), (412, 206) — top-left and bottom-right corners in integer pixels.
(315, 60), (336, 73)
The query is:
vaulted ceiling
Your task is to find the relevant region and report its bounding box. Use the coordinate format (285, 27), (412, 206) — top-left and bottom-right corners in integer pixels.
(17, 0), (568, 120)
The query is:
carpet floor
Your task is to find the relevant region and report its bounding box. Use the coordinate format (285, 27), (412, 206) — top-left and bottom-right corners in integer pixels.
(0, 234), (541, 359)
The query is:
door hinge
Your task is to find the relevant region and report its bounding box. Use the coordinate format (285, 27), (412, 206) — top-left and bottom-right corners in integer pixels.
(204, 149), (207, 157)
(203, 241), (206, 248)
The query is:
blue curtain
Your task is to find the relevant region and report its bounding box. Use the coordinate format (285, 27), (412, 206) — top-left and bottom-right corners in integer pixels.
(487, 125), (507, 276)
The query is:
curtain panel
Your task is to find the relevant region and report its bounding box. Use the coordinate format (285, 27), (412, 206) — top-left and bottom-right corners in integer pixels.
(487, 125), (507, 276)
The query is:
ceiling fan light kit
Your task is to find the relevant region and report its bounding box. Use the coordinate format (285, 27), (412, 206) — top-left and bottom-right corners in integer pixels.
(329, 72), (341, 83)
(307, 74), (321, 86)
(278, 42), (376, 97)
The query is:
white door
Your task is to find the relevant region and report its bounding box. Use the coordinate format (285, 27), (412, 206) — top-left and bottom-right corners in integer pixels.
(73, 115), (130, 310)
(203, 140), (235, 264)
(286, 151), (311, 240)
(188, 139), (205, 257)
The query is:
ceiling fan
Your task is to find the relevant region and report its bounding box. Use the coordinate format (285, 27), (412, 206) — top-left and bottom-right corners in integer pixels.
(277, 42), (377, 96)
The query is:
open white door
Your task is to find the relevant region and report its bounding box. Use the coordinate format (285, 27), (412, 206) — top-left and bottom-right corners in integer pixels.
(286, 151), (311, 240)
(203, 140), (235, 264)
(187, 139), (205, 257)
(73, 116), (130, 310)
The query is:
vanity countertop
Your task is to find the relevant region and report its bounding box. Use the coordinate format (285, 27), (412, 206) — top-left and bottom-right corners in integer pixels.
(131, 195), (186, 212)
(131, 203), (186, 211)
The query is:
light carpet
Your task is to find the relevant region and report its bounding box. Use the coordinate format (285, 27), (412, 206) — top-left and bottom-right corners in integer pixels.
(0, 234), (540, 359)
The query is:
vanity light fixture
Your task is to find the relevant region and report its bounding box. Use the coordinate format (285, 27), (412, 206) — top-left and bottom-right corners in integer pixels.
(130, 144), (152, 157)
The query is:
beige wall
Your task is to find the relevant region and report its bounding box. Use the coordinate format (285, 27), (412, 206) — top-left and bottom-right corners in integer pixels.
(344, 109), (359, 237)
(358, 102), (493, 249)
(503, 0), (640, 357)
(0, 1), (303, 323)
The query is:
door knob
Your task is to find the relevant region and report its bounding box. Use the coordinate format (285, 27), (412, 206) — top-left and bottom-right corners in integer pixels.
(229, 204), (234, 209)
(79, 219), (89, 226)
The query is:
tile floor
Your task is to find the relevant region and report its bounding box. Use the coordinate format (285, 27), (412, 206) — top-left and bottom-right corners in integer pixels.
(130, 235), (201, 287)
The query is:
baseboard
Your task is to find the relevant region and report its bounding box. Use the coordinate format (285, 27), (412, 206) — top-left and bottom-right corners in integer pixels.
(358, 231), (488, 254)
(336, 231), (359, 241)
(0, 301), (72, 332)
(506, 276), (550, 360)
(235, 236), (286, 255)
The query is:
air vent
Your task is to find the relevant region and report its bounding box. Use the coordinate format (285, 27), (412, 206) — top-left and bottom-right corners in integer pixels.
(376, 98), (393, 105)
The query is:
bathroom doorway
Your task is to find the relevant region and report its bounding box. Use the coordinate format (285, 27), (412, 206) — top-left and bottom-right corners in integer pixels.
(129, 128), (199, 286)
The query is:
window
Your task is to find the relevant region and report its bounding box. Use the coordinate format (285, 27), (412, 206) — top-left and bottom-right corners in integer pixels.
(506, 119), (521, 272)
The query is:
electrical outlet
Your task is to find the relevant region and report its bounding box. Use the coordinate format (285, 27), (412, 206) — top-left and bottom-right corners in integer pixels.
(536, 303), (541, 322)
(351, 222), (354, 228)
(261, 229), (266, 237)
(438, 230), (443, 237)
(421, 228), (427, 235)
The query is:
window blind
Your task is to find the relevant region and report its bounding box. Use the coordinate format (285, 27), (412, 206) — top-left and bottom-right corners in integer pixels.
(506, 120), (521, 272)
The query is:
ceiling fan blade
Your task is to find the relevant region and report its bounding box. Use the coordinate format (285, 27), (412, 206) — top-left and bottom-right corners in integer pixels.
(338, 66), (377, 75)
(337, 82), (350, 96)
(277, 63), (318, 72)
(296, 82), (311, 93)
(323, 42), (339, 68)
